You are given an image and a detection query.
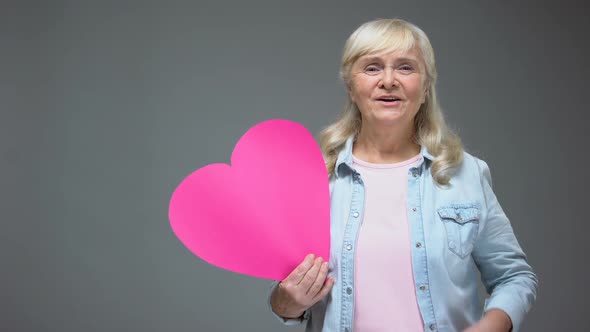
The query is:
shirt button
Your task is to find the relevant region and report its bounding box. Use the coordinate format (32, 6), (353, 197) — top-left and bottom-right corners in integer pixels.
(352, 212), (359, 218)
(346, 287), (352, 295)
(419, 285), (427, 291)
(429, 323), (436, 331)
(412, 207), (417, 212)
(412, 172), (418, 177)
(416, 242), (422, 248)
(346, 244), (352, 251)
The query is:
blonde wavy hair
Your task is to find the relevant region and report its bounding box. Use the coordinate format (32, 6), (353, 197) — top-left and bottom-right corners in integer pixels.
(319, 18), (463, 185)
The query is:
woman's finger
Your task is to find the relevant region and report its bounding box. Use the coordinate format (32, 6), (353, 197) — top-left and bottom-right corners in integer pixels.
(312, 277), (335, 303)
(307, 261), (329, 296)
(283, 254), (315, 285)
(299, 257), (323, 292)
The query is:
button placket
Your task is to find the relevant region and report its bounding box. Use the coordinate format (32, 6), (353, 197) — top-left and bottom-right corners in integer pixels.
(407, 161), (437, 332)
(340, 169), (365, 332)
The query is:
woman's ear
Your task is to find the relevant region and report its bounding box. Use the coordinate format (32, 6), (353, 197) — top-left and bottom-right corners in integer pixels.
(421, 88), (428, 104)
(346, 81), (355, 103)
(420, 81), (429, 104)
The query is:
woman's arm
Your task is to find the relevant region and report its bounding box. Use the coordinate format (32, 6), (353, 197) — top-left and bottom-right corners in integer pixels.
(471, 159), (539, 332)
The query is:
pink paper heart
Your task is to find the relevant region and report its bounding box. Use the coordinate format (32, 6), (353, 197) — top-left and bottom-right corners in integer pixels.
(169, 119), (330, 280)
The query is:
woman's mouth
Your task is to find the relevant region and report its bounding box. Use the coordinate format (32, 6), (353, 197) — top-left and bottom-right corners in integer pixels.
(376, 97), (402, 105)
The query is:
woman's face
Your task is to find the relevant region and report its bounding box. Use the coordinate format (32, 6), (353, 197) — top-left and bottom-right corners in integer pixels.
(348, 47), (427, 130)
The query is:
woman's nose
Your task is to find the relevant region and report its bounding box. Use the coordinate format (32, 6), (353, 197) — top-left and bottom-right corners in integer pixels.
(379, 68), (398, 89)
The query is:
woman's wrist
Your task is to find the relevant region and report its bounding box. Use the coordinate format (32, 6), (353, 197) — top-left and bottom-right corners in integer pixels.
(272, 303), (305, 320)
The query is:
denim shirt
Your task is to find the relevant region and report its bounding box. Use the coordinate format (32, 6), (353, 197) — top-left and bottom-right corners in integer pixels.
(269, 136), (538, 332)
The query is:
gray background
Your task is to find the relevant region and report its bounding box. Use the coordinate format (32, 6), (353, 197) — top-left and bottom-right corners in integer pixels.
(2, 1), (588, 331)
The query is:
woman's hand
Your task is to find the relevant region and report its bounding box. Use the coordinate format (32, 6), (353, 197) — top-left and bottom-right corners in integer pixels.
(270, 254), (335, 319)
(462, 309), (513, 332)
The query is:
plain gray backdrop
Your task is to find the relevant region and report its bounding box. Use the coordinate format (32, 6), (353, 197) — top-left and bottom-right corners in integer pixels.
(2, 1), (588, 331)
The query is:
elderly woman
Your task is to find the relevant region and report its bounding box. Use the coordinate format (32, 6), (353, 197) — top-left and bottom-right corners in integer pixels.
(269, 18), (537, 332)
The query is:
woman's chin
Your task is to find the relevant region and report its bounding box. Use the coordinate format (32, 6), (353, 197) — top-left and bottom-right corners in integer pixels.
(373, 113), (406, 125)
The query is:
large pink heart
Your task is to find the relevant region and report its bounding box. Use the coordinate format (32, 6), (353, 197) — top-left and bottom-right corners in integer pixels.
(169, 119), (330, 281)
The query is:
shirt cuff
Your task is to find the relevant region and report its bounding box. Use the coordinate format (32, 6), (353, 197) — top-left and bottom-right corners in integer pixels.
(484, 289), (530, 332)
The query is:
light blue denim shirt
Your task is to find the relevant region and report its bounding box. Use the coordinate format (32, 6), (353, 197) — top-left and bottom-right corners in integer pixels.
(269, 136), (538, 332)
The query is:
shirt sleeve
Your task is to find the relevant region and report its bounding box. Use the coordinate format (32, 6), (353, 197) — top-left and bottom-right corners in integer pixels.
(472, 159), (539, 332)
(267, 280), (310, 326)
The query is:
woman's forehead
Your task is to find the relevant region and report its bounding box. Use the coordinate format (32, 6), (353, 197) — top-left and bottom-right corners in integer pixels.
(358, 47), (422, 62)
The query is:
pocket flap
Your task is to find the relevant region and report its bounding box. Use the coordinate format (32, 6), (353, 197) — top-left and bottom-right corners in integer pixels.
(437, 205), (479, 224)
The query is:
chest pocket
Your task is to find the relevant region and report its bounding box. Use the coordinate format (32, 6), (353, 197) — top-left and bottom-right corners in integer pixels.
(437, 205), (480, 259)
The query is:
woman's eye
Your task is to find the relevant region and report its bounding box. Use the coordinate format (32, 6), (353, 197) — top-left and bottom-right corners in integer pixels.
(364, 66), (381, 75)
(399, 65), (414, 72)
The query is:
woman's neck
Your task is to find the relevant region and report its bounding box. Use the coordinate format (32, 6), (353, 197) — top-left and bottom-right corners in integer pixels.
(353, 123), (420, 164)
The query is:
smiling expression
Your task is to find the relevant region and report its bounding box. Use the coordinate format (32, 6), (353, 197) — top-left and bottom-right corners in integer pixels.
(348, 47), (427, 129)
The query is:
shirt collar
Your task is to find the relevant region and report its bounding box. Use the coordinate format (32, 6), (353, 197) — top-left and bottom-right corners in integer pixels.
(334, 135), (435, 177)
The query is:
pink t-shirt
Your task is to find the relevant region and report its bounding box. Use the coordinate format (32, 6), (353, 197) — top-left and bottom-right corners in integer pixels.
(352, 153), (424, 332)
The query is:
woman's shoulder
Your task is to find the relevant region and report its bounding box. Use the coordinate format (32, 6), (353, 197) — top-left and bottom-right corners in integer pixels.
(460, 150), (479, 165)
(451, 150), (495, 191)
(452, 150), (491, 183)
(458, 150), (489, 170)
